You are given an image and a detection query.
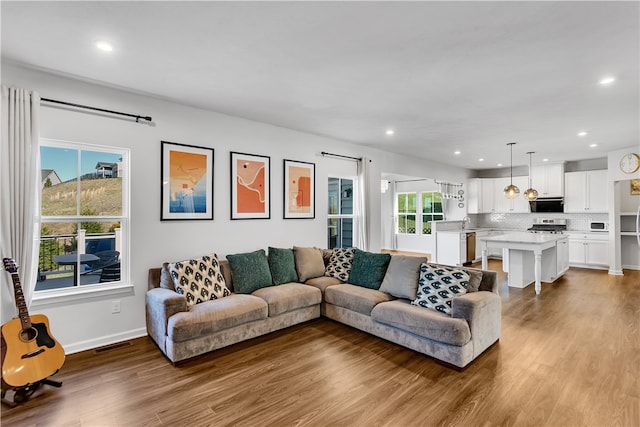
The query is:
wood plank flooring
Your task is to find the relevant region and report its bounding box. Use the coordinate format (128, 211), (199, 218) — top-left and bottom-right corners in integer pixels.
(2, 261), (639, 426)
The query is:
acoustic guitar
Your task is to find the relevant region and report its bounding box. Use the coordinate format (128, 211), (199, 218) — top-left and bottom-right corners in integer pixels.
(1, 258), (65, 387)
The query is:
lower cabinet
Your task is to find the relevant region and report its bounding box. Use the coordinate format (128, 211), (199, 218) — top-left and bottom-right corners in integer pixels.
(568, 233), (609, 269)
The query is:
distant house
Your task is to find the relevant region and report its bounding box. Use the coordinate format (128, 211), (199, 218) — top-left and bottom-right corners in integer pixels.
(95, 162), (119, 178)
(41, 169), (62, 188)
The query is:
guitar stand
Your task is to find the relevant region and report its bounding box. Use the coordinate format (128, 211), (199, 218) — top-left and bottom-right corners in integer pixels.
(1, 377), (62, 407)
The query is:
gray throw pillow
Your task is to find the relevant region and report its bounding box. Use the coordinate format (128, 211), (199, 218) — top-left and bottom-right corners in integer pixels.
(379, 255), (428, 300)
(293, 246), (326, 281)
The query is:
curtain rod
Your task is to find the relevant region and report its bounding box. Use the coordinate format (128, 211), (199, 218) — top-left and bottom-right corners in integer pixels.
(434, 179), (462, 186)
(321, 151), (362, 162)
(393, 178), (432, 183)
(41, 97), (152, 123)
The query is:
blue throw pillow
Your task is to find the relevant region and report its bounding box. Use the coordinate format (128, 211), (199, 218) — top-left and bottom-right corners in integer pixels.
(268, 247), (299, 285)
(348, 249), (391, 289)
(226, 249), (273, 294)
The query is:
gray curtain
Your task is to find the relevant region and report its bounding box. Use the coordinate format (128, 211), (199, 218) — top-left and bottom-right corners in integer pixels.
(1, 86), (41, 318)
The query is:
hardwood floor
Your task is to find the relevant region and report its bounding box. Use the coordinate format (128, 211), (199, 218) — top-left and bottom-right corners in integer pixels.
(2, 261), (639, 426)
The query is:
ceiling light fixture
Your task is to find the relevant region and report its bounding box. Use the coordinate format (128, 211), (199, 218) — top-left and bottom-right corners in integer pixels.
(504, 142), (520, 199)
(478, 158), (485, 162)
(577, 131), (588, 137)
(523, 151), (538, 201)
(497, 163), (503, 167)
(599, 76), (616, 85)
(454, 150), (461, 155)
(385, 129), (395, 135)
(96, 41), (113, 52)
(543, 158), (549, 162)
(589, 143), (598, 148)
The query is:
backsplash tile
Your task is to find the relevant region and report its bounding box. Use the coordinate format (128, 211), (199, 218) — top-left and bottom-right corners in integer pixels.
(473, 212), (608, 232)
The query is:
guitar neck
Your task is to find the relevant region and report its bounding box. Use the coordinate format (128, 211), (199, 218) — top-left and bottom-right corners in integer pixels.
(8, 271), (32, 331)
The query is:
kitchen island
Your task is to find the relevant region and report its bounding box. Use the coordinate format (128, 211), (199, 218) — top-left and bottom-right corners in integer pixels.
(479, 232), (569, 295)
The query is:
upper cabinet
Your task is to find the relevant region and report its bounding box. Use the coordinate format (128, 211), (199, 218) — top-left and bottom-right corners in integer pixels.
(467, 176), (529, 214)
(564, 170), (608, 213)
(531, 163), (564, 197)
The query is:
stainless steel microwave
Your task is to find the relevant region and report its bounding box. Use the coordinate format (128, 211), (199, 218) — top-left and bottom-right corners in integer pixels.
(589, 221), (609, 231)
(529, 197), (564, 213)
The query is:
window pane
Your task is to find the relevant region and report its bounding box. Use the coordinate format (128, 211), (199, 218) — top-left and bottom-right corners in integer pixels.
(398, 215), (407, 233)
(397, 194), (406, 212)
(423, 221), (433, 234)
(41, 147), (78, 216)
(328, 178), (340, 214)
(80, 150), (123, 215)
(340, 179), (353, 215)
(407, 214), (416, 233)
(327, 218), (353, 249)
(407, 193), (416, 213)
(422, 193), (433, 213)
(36, 221), (121, 291)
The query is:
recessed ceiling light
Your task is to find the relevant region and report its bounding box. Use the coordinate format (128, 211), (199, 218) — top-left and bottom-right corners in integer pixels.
(577, 131), (588, 137)
(543, 158), (549, 162)
(385, 129), (394, 135)
(497, 163), (503, 167)
(478, 158), (485, 162)
(599, 76), (616, 85)
(96, 41), (113, 52)
(454, 150), (461, 155)
(589, 143), (598, 148)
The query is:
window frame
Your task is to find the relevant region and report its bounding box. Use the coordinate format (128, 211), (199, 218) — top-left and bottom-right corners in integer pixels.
(396, 192), (417, 235)
(32, 138), (132, 306)
(395, 190), (444, 236)
(420, 191), (444, 235)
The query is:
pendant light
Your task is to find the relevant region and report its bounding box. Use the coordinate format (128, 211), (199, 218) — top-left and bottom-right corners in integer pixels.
(523, 151), (539, 201)
(504, 142), (520, 199)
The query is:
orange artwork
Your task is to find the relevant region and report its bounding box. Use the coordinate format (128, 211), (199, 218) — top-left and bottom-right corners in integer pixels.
(236, 159), (266, 213)
(288, 165), (311, 213)
(169, 151), (207, 206)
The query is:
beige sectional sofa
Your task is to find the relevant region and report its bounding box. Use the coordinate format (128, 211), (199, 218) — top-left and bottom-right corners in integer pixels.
(146, 247), (500, 368)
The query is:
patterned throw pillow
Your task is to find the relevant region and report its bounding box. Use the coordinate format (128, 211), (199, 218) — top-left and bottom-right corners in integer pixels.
(325, 248), (355, 281)
(170, 254), (231, 306)
(411, 263), (469, 315)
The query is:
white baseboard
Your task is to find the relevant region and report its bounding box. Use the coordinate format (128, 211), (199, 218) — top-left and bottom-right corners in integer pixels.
(63, 328), (147, 355)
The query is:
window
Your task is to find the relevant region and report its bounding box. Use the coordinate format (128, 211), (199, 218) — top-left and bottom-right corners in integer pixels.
(396, 192), (416, 234)
(395, 191), (443, 235)
(36, 139), (129, 293)
(421, 192), (444, 234)
(327, 177), (354, 249)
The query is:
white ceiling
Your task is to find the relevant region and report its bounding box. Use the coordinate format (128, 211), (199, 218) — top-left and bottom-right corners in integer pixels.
(2, 1), (638, 170)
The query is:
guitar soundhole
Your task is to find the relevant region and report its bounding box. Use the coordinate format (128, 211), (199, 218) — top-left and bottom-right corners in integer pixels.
(19, 327), (38, 342)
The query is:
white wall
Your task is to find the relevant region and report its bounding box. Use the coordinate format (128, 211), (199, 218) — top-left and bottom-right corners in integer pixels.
(1, 64), (471, 352)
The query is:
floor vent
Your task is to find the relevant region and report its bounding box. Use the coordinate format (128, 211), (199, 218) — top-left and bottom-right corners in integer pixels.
(93, 341), (132, 354)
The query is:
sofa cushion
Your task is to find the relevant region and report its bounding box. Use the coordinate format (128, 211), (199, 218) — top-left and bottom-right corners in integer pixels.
(160, 262), (175, 291)
(293, 246), (326, 281)
(268, 247), (299, 285)
(227, 249), (273, 294)
(378, 255), (427, 300)
(412, 264), (469, 315)
(324, 284), (394, 316)
(167, 294), (268, 342)
(324, 248), (355, 281)
(305, 276), (344, 295)
(169, 254), (231, 306)
(348, 249), (391, 290)
(371, 300), (471, 346)
(252, 283), (322, 316)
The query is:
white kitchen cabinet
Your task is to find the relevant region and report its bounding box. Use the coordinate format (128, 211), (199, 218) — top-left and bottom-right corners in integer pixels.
(556, 238), (569, 275)
(480, 179), (495, 213)
(435, 231), (465, 266)
(531, 163), (564, 197)
(568, 233), (609, 269)
(467, 178), (480, 214)
(564, 170), (608, 213)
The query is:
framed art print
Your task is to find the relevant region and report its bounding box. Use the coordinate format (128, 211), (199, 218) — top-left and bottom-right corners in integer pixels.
(283, 159), (315, 219)
(230, 151), (270, 219)
(161, 141), (214, 221)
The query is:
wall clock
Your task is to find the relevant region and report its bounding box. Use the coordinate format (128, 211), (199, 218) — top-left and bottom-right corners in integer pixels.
(620, 152), (640, 174)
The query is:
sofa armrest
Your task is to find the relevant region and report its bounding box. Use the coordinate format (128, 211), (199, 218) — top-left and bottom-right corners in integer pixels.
(451, 291), (501, 357)
(145, 288), (189, 351)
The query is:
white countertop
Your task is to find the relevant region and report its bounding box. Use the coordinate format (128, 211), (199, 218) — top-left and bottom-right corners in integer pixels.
(478, 231), (568, 244)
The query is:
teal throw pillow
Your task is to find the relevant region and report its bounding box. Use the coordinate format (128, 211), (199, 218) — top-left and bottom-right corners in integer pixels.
(348, 249), (391, 289)
(226, 249), (273, 294)
(268, 247), (299, 285)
